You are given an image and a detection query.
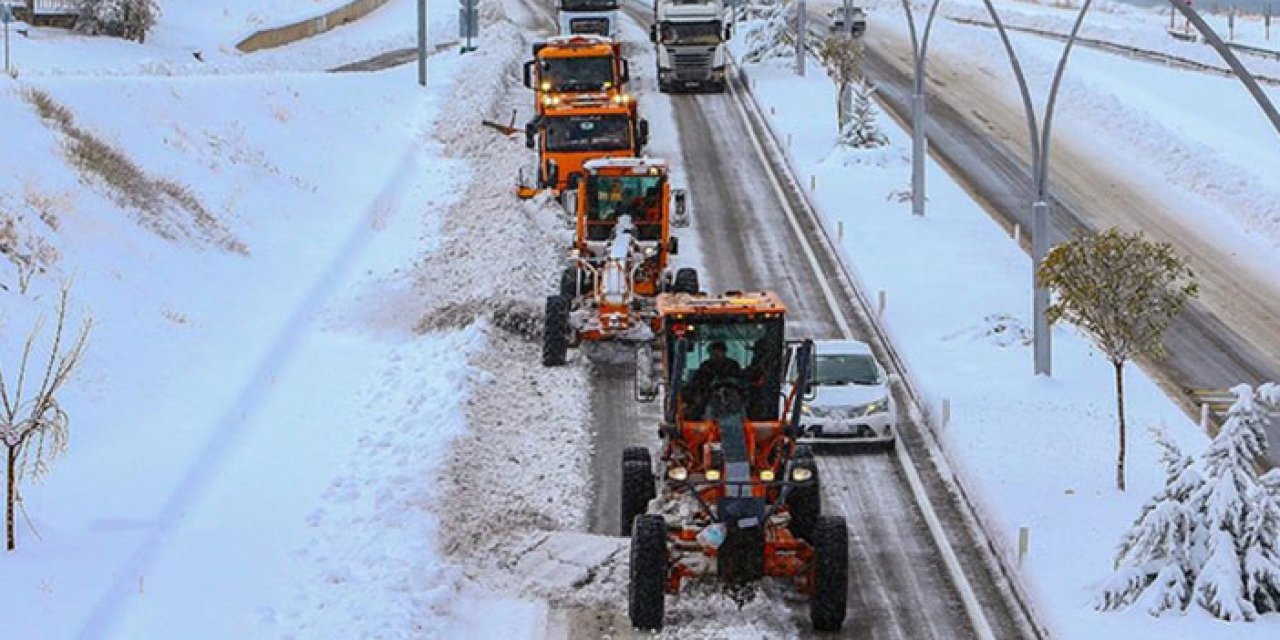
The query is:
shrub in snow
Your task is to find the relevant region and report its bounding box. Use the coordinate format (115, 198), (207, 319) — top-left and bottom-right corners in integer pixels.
(1098, 384), (1280, 621)
(73, 0), (160, 43)
(1038, 228), (1198, 491)
(1, 287), (91, 551)
(1096, 427), (1204, 615)
(839, 79), (888, 149)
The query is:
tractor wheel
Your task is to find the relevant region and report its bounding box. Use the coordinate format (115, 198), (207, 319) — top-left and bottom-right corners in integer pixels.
(623, 446), (652, 467)
(672, 268), (699, 295)
(542, 295), (570, 367)
(559, 267), (580, 298)
(621, 456), (655, 536)
(810, 515), (849, 633)
(789, 448), (821, 542)
(629, 514), (668, 630)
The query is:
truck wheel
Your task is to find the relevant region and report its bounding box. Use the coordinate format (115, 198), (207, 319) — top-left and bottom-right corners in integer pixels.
(629, 514), (668, 630)
(788, 458), (821, 542)
(621, 456), (655, 536)
(810, 516), (849, 632)
(672, 268), (699, 295)
(542, 295), (570, 366)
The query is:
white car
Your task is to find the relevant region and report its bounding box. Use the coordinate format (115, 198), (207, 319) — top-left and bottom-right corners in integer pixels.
(790, 339), (897, 447)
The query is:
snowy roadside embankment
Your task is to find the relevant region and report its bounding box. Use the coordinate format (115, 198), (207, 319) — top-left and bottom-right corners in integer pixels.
(732, 23), (1280, 640)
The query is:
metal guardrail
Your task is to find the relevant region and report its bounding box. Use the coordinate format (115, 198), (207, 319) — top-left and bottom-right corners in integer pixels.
(1227, 40), (1280, 61)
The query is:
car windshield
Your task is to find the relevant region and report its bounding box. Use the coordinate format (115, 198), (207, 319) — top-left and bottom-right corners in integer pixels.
(659, 21), (723, 46)
(540, 56), (615, 92)
(813, 354), (880, 386)
(586, 174), (664, 240)
(544, 115), (632, 153)
(560, 0), (617, 10)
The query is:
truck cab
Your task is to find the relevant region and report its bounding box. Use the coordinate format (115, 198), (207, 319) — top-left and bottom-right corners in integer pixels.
(558, 0), (619, 38)
(651, 0), (731, 92)
(828, 4), (867, 37)
(518, 100), (650, 197)
(524, 35), (633, 117)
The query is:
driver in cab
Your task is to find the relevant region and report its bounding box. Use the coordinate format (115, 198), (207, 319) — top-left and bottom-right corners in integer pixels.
(683, 342), (742, 419)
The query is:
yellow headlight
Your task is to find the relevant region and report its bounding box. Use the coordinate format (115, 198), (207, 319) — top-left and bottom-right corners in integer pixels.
(668, 466), (688, 482)
(705, 469), (721, 481)
(760, 469), (776, 482)
(540, 81), (551, 91)
(792, 467), (813, 482)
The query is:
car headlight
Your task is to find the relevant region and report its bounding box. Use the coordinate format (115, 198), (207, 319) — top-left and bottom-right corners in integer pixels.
(667, 466), (688, 481)
(760, 469), (775, 482)
(791, 467), (813, 482)
(860, 398), (889, 417)
(705, 468), (721, 481)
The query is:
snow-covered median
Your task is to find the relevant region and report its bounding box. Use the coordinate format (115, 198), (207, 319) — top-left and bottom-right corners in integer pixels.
(731, 17), (1280, 640)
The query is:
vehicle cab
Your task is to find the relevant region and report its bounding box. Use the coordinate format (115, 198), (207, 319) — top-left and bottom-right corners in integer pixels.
(523, 35), (633, 117)
(789, 339), (897, 446)
(558, 0), (619, 38)
(519, 100), (649, 196)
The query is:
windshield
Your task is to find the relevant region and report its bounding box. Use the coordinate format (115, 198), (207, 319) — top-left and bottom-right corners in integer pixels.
(544, 115), (632, 153)
(560, 0), (617, 9)
(813, 354), (881, 386)
(659, 20), (723, 45)
(539, 56), (615, 92)
(670, 317), (785, 420)
(586, 174), (664, 241)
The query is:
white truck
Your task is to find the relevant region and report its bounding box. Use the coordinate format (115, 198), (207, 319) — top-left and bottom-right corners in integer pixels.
(558, 0), (619, 39)
(649, 0), (731, 93)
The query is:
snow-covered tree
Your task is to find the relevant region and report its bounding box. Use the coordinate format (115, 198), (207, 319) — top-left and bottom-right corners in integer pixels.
(1038, 228), (1198, 491)
(742, 0), (797, 64)
(1098, 383), (1280, 621)
(1189, 384), (1280, 621)
(74, 0), (160, 43)
(838, 79), (888, 149)
(817, 34), (864, 130)
(1096, 427), (1204, 615)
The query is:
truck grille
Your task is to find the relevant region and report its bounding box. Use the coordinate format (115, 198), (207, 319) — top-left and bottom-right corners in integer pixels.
(569, 17), (609, 35)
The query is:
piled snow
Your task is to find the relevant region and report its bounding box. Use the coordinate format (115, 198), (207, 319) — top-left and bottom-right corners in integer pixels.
(731, 15), (1280, 638)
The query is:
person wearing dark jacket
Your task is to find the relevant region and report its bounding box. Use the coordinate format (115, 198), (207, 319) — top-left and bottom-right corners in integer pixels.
(684, 342), (741, 419)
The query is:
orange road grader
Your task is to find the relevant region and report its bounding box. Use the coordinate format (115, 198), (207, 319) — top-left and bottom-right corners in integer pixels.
(517, 98), (649, 198)
(523, 35), (634, 117)
(622, 291), (849, 632)
(542, 157), (695, 366)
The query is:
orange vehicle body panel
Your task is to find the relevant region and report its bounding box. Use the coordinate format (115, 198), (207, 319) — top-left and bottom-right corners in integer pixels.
(574, 161), (673, 297)
(529, 37), (632, 116)
(535, 102), (639, 193)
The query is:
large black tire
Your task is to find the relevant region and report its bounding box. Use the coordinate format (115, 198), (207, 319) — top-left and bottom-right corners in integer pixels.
(542, 295), (570, 367)
(629, 514), (668, 630)
(623, 446), (652, 466)
(810, 516), (849, 632)
(672, 268), (699, 295)
(621, 455), (655, 536)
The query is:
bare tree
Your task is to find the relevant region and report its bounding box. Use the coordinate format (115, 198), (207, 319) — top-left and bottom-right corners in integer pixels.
(817, 34), (864, 130)
(1, 286), (91, 551)
(1038, 228), (1198, 491)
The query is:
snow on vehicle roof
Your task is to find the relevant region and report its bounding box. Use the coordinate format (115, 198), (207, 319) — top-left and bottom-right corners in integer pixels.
(546, 34), (615, 46)
(812, 339), (874, 356)
(584, 157), (669, 171)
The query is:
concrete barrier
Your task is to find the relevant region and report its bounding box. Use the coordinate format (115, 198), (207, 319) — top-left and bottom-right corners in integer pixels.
(235, 0), (393, 53)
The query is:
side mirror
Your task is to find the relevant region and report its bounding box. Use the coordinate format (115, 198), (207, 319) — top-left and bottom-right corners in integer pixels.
(637, 118), (650, 148)
(545, 160), (560, 189)
(523, 61), (533, 89)
(649, 24), (657, 43)
(724, 24), (733, 40)
(525, 122), (536, 149)
(560, 189), (578, 215)
(804, 383), (817, 401)
(672, 189), (689, 227)
(620, 59), (630, 85)
(667, 236), (679, 255)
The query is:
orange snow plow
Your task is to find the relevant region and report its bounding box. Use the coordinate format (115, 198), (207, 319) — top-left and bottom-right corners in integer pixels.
(622, 292), (848, 632)
(516, 99), (648, 199)
(523, 35), (633, 117)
